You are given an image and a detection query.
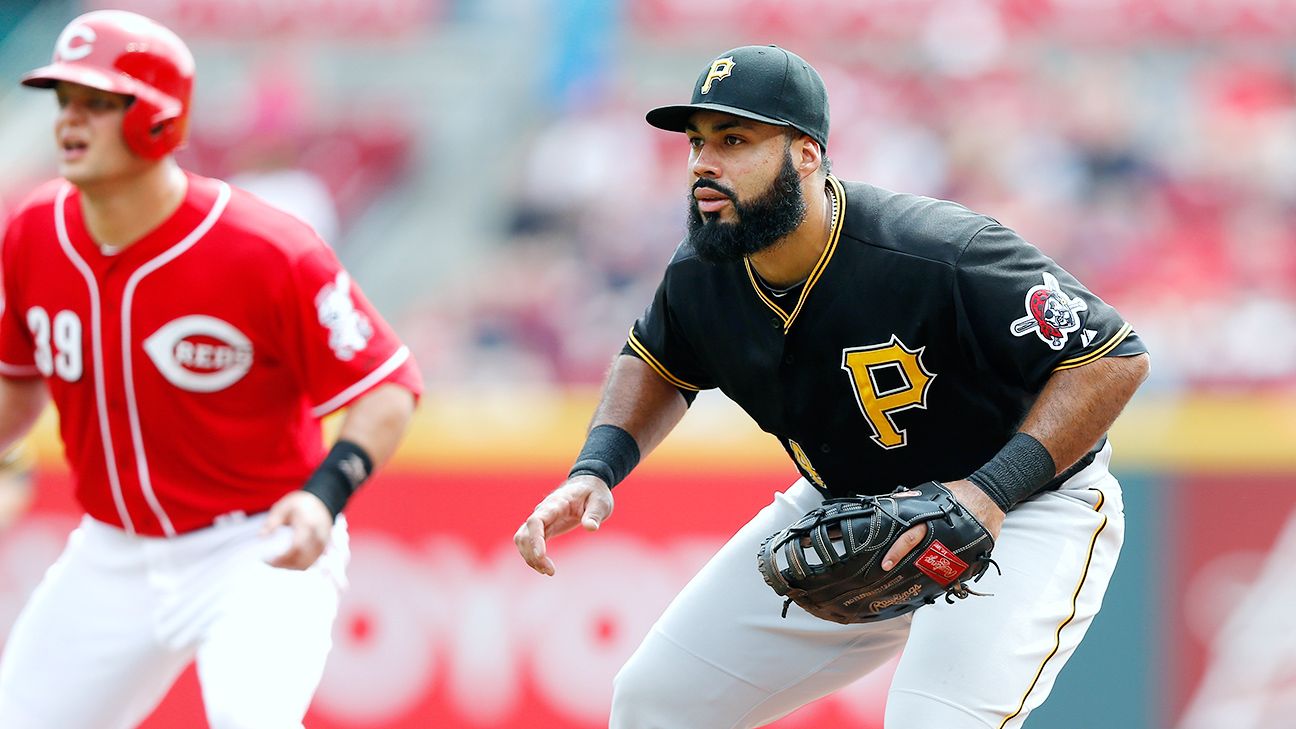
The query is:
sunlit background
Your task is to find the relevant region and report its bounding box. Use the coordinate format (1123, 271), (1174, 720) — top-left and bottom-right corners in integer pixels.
(2, 1), (1294, 727)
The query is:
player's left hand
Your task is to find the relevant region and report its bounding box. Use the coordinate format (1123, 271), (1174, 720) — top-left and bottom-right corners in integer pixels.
(260, 490), (333, 570)
(880, 479), (1005, 571)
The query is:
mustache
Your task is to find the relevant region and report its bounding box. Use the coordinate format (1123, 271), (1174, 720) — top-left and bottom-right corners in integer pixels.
(692, 179), (736, 201)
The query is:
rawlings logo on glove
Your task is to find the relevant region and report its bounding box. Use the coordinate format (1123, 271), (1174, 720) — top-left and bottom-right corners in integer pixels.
(756, 481), (998, 624)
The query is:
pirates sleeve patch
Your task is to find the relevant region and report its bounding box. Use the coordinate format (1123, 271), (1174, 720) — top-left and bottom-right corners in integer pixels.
(1009, 272), (1088, 350)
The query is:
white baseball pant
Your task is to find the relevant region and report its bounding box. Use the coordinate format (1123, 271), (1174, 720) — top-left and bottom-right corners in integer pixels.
(611, 443), (1123, 729)
(0, 511), (349, 729)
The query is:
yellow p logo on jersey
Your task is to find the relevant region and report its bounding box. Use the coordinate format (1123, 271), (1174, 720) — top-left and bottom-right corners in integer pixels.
(700, 57), (735, 94)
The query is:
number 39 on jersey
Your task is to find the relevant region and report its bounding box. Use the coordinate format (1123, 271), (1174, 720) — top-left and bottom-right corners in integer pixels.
(27, 306), (83, 382)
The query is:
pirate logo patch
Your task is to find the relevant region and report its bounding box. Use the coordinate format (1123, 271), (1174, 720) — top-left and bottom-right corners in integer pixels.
(1010, 272), (1087, 350)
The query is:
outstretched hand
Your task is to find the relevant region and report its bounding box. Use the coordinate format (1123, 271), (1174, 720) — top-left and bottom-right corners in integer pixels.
(514, 475), (614, 576)
(880, 479), (1005, 571)
(260, 490), (334, 570)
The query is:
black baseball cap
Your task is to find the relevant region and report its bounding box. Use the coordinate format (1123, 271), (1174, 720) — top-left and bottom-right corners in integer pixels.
(646, 45), (829, 149)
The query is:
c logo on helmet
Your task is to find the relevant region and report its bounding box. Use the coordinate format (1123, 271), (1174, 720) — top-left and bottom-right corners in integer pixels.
(700, 57), (735, 94)
(55, 23), (95, 62)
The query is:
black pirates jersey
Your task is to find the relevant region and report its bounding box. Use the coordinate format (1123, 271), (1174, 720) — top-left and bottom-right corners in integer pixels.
(626, 177), (1147, 497)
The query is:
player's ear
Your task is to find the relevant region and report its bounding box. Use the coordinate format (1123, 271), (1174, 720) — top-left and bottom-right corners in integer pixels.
(794, 134), (823, 175)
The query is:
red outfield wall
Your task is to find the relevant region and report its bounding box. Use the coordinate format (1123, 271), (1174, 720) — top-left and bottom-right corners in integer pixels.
(1, 391), (1292, 728)
(3, 466), (896, 729)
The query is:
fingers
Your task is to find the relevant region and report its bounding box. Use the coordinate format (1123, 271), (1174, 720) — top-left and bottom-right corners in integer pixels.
(581, 489), (613, 532)
(514, 515), (555, 576)
(882, 523), (928, 571)
(263, 494), (331, 570)
(259, 501), (286, 536)
(514, 478), (614, 576)
(268, 517), (327, 570)
(516, 496), (572, 569)
(528, 496), (569, 537)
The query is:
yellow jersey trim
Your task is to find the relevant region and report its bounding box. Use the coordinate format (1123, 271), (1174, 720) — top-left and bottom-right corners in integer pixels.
(626, 329), (702, 391)
(1052, 323), (1134, 372)
(998, 488), (1108, 729)
(743, 176), (847, 334)
(744, 262), (790, 327)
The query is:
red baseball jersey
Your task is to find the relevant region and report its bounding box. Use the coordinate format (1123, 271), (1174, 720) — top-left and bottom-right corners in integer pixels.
(0, 172), (422, 536)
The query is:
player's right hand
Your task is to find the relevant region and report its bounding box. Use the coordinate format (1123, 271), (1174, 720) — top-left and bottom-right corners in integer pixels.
(880, 479), (1004, 571)
(260, 490), (334, 571)
(514, 475), (614, 577)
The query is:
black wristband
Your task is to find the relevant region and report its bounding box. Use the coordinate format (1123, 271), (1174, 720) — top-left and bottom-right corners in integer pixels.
(967, 432), (1057, 512)
(568, 424), (640, 489)
(302, 439), (374, 519)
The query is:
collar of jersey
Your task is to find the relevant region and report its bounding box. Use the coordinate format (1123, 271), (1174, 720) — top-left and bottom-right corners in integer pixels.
(58, 171), (215, 262)
(743, 175), (845, 333)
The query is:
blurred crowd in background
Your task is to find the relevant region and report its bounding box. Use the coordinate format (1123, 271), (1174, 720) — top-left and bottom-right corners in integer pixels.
(3, 0), (1295, 393)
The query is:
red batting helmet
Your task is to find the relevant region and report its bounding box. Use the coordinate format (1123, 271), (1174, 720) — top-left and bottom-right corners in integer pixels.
(21, 10), (195, 160)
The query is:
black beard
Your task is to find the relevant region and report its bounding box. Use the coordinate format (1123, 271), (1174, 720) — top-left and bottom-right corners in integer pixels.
(686, 152), (808, 264)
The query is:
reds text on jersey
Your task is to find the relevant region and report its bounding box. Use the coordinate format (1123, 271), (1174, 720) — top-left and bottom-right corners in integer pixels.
(0, 172), (422, 536)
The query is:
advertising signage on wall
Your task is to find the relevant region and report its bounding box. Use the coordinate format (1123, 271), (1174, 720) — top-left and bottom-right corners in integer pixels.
(4, 393), (1293, 727)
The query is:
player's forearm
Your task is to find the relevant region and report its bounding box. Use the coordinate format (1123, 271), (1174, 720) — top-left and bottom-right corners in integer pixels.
(0, 379), (48, 453)
(565, 355), (689, 490)
(965, 353), (1149, 513)
(334, 382), (417, 468)
(589, 354), (689, 461)
(301, 382), (416, 519)
(1019, 352), (1151, 472)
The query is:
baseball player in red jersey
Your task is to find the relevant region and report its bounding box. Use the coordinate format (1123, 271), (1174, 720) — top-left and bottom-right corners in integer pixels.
(0, 10), (422, 728)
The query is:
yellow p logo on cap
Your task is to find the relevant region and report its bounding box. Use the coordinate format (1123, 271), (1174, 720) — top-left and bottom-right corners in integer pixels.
(700, 57), (735, 94)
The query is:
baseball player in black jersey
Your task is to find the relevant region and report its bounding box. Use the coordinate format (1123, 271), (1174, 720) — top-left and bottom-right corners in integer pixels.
(515, 45), (1150, 728)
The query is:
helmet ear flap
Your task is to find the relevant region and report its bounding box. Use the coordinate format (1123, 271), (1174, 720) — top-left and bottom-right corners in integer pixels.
(120, 96), (183, 159)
